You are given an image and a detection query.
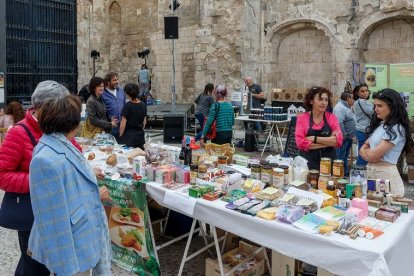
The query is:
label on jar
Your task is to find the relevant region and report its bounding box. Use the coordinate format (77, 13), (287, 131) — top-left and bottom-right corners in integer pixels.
(198, 172), (207, 180)
(261, 173), (271, 183)
(339, 197), (347, 208)
(251, 172), (261, 180)
(318, 179), (328, 191)
(190, 171), (198, 184)
(272, 175), (284, 188)
(333, 166), (342, 177)
(320, 164), (330, 175)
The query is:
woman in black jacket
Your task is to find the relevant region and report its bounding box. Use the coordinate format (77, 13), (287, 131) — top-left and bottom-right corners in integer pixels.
(86, 77), (117, 134)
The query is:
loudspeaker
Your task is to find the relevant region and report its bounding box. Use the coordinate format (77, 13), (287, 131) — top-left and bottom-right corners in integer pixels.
(163, 114), (184, 143)
(164, 16), (179, 39)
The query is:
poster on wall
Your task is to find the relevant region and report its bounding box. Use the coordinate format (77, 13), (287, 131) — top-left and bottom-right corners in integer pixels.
(390, 63), (414, 118)
(98, 178), (161, 275)
(364, 64), (388, 93)
(352, 63), (365, 86)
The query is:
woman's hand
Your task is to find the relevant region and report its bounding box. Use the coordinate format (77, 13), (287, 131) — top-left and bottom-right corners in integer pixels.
(99, 186), (111, 202)
(93, 167), (105, 180)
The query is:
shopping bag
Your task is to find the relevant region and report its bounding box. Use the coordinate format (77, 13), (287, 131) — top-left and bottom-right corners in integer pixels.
(205, 103), (220, 140)
(80, 117), (103, 139)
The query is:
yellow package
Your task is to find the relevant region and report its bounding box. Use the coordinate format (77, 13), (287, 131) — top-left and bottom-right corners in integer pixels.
(256, 207), (279, 220)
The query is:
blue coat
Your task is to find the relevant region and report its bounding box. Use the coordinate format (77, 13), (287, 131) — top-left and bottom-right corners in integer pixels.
(101, 87), (126, 122)
(28, 134), (105, 276)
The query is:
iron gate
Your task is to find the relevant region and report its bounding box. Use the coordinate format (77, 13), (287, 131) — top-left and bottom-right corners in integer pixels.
(5, 0), (77, 103)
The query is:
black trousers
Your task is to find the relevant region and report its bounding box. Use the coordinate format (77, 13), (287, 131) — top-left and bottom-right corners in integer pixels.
(15, 230), (50, 276)
(212, 130), (233, 145)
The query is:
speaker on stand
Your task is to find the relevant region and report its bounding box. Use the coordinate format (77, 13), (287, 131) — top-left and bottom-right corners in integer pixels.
(163, 114), (184, 143)
(164, 16), (179, 39)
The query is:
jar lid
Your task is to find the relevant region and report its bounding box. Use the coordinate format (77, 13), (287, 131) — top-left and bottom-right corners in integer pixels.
(333, 159), (344, 163)
(198, 165), (207, 172)
(321, 157), (331, 161)
(251, 164), (261, 168)
(218, 155), (227, 160)
(320, 173), (330, 177)
(309, 169), (320, 174)
(190, 164), (199, 170)
(279, 165), (289, 169)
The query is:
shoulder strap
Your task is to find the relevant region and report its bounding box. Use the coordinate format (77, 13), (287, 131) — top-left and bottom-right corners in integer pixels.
(15, 123), (37, 147)
(358, 100), (372, 120)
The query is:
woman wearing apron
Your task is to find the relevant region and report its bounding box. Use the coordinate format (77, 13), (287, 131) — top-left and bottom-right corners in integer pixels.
(359, 89), (412, 196)
(295, 86), (343, 170)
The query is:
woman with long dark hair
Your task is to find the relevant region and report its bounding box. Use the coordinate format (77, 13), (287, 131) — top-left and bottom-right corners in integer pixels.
(353, 83), (374, 166)
(194, 83), (215, 141)
(359, 89), (413, 196)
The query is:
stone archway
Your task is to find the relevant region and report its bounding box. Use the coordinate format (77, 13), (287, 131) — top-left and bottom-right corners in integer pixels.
(361, 18), (414, 63)
(263, 20), (335, 90)
(108, 1), (122, 73)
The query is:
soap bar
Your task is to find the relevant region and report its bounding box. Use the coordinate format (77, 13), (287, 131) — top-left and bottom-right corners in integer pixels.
(375, 210), (397, 222)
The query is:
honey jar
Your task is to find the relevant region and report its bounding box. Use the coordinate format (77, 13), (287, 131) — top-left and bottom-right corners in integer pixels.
(318, 173), (330, 191)
(278, 165), (289, 185)
(261, 165), (272, 184)
(251, 164), (261, 180)
(308, 169), (320, 190)
(320, 158), (332, 175)
(332, 160), (344, 178)
(272, 168), (285, 188)
(217, 156), (228, 167)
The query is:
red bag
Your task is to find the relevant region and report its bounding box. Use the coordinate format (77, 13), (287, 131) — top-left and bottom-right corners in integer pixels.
(205, 103), (220, 140)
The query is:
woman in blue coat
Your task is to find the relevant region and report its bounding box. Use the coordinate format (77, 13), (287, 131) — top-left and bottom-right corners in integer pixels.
(28, 94), (111, 276)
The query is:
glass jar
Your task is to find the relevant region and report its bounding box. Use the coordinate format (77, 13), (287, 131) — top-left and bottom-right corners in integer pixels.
(190, 164), (198, 185)
(350, 165), (367, 198)
(217, 156), (228, 167)
(332, 160), (344, 178)
(272, 168), (285, 188)
(261, 165), (272, 184)
(320, 158), (332, 175)
(251, 164), (261, 180)
(198, 165), (208, 180)
(278, 165), (289, 185)
(308, 169), (320, 190)
(335, 178), (348, 195)
(318, 173), (330, 191)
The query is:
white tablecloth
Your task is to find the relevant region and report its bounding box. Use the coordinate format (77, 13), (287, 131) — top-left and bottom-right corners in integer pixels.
(145, 181), (414, 276)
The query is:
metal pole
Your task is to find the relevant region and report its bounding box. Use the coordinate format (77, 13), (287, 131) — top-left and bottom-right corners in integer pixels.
(171, 0), (176, 114)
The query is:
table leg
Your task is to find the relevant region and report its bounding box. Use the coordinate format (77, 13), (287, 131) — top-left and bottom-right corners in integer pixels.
(161, 209), (170, 236)
(275, 124), (283, 152)
(178, 219), (197, 276)
(212, 226), (225, 276)
(261, 123), (275, 157)
(146, 204), (160, 263)
(199, 222), (214, 257)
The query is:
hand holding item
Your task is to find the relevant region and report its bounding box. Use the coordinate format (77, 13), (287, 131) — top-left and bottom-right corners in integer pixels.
(111, 116), (118, 127)
(200, 137), (205, 147)
(99, 186), (111, 202)
(93, 166), (105, 180)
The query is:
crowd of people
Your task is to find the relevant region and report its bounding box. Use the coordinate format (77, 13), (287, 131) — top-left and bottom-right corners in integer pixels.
(0, 73), (412, 275)
(295, 85), (412, 197)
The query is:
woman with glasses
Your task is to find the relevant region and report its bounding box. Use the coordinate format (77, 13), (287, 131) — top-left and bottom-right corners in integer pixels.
(295, 86), (343, 170)
(353, 83), (374, 166)
(359, 89), (412, 196)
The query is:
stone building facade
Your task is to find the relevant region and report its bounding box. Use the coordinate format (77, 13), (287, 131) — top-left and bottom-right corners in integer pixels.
(77, 0), (414, 103)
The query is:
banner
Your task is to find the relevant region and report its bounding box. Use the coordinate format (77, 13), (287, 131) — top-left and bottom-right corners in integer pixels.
(390, 63), (414, 118)
(364, 64), (388, 93)
(99, 178), (161, 275)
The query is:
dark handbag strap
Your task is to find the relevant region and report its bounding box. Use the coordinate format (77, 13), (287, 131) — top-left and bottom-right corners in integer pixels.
(15, 123), (38, 147)
(358, 100), (372, 120)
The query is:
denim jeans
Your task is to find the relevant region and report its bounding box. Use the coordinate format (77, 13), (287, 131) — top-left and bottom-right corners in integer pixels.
(336, 138), (353, 176)
(355, 130), (368, 166)
(195, 113), (205, 141)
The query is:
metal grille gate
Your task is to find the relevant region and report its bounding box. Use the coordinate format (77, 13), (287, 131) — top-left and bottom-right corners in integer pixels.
(5, 0), (77, 103)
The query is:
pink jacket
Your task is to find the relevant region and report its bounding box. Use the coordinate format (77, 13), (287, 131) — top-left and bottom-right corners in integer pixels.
(295, 112), (343, 152)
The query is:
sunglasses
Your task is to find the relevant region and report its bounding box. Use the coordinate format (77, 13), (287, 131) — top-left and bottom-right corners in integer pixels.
(367, 77), (376, 82)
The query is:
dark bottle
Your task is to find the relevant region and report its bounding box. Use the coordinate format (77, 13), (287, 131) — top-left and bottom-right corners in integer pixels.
(179, 137), (185, 165)
(184, 140), (192, 166)
(347, 191), (356, 208)
(338, 188), (347, 208)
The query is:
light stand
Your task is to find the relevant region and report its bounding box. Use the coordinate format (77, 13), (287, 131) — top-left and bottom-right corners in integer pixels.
(170, 0), (177, 114)
(90, 50), (100, 77)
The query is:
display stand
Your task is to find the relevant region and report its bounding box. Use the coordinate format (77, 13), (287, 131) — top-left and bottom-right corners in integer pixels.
(235, 116), (290, 156)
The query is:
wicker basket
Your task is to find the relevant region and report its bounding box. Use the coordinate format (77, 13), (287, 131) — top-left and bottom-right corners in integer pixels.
(205, 143), (235, 164)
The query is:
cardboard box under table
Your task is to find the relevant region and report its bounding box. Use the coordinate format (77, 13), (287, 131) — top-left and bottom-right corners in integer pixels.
(206, 241), (266, 276)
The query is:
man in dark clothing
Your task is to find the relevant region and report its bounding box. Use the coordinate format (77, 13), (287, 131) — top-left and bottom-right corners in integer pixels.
(244, 76), (266, 132)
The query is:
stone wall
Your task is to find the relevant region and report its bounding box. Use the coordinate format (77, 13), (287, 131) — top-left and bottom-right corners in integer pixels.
(77, 0), (414, 101)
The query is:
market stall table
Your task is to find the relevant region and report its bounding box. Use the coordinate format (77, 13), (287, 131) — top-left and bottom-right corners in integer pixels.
(235, 115), (289, 156)
(145, 181), (414, 276)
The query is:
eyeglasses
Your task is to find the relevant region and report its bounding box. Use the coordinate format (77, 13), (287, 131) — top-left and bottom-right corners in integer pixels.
(367, 77), (376, 82)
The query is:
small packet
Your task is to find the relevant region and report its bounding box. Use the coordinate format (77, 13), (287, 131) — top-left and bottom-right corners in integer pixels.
(276, 205), (305, 224)
(246, 200), (271, 216)
(237, 199), (262, 212)
(233, 197), (250, 207)
(296, 197), (318, 213)
(256, 207), (279, 220)
(271, 193), (298, 206)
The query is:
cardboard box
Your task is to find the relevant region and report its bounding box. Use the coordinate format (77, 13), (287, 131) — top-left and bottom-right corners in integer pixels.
(271, 251), (298, 276)
(406, 153), (414, 165)
(408, 165), (414, 184)
(270, 88), (285, 101)
(206, 241), (265, 276)
(282, 88), (295, 101)
(294, 88), (307, 102)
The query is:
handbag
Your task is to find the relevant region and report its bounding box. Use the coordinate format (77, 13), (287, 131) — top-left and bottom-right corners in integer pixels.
(205, 103), (220, 140)
(0, 123), (36, 231)
(80, 117), (104, 139)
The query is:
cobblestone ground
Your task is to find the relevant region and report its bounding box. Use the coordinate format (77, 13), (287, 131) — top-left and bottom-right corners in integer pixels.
(1, 129), (414, 275)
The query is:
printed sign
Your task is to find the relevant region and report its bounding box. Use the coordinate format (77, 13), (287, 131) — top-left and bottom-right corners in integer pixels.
(99, 178), (160, 275)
